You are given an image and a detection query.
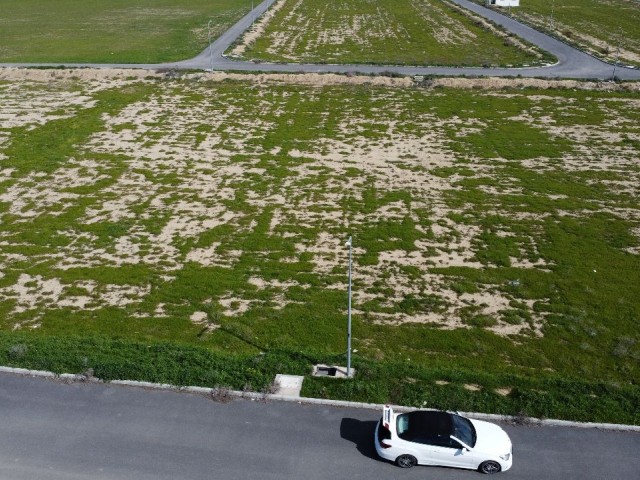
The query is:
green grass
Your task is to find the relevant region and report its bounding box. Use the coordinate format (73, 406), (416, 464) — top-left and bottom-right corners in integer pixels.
(483, 0), (640, 66)
(0, 77), (639, 423)
(240, 0), (551, 67)
(0, 332), (309, 390)
(0, 0), (252, 63)
(1, 332), (638, 424)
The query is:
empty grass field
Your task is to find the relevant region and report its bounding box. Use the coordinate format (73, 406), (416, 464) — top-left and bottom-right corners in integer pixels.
(0, 70), (639, 423)
(0, 0), (252, 63)
(233, 0), (552, 67)
(489, 0), (640, 67)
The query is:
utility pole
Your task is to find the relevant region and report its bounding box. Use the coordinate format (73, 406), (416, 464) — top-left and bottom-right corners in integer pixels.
(612, 28), (622, 81)
(346, 236), (353, 377)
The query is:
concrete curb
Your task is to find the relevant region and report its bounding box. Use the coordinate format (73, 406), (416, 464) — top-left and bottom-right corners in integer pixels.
(2, 366), (638, 432)
(0, 366), (56, 378)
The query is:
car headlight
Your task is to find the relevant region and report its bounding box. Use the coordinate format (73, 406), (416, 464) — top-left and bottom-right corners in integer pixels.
(499, 453), (511, 461)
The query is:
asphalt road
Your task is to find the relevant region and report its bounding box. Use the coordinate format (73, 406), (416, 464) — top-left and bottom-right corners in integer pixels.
(2, 0), (640, 80)
(1, 373), (638, 480)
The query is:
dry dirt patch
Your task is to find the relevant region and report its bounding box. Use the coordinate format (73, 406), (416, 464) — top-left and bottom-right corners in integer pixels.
(1, 70), (637, 338)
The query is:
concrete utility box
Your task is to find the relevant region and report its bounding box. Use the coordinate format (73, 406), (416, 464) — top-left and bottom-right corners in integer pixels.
(312, 364), (355, 378)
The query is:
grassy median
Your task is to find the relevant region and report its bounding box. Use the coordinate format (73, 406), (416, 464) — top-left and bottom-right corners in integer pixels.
(481, 0), (640, 67)
(234, 0), (552, 67)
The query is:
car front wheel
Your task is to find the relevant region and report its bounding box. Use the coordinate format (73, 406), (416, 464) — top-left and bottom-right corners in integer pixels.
(395, 454), (417, 468)
(479, 460), (502, 474)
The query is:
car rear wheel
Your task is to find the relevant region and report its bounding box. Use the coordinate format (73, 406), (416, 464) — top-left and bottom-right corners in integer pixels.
(479, 461), (502, 474)
(395, 454), (417, 468)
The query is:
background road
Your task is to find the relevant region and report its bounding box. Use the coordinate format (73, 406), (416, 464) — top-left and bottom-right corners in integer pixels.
(3, 0), (640, 80)
(1, 373), (638, 480)
(179, 0), (639, 80)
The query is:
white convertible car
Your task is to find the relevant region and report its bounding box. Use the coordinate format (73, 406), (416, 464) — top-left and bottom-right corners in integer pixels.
(374, 406), (513, 474)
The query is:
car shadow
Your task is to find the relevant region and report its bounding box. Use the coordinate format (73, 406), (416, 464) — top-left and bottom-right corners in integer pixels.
(339, 418), (386, 462)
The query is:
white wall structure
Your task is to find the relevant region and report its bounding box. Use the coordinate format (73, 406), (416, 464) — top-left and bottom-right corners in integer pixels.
(491, 0), (520, 6)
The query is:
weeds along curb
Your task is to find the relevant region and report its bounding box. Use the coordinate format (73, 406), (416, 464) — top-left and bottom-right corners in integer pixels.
(2, 366), (638, 432)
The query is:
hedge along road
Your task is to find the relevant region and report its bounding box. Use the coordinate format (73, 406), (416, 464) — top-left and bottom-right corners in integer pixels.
(2, 0), (640, 80)
(1, 373), (639, 480)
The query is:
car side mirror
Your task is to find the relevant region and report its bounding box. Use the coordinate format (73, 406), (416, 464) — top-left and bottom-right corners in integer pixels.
(450, 435), (472, 452)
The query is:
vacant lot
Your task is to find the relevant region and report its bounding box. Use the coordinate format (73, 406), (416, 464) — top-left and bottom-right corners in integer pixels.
(0, 0), (252, 63)
(499, 0), (640, 67)
(233, 0), (551, 66)
(0, 69), (639, 422)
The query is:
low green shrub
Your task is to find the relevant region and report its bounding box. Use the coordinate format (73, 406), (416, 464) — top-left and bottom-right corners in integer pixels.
(1, 332), (638, 425)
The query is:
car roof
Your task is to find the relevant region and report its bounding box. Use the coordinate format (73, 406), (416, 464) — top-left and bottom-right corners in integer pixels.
(400, 410), (453, 436)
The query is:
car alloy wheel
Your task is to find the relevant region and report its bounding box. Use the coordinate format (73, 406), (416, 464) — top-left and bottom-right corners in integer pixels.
(479, 460), (502, 474)
(395, 454), (417, 468)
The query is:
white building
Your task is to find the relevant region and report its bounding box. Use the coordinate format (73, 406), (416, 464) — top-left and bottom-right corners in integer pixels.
(490, 0), (520, 6)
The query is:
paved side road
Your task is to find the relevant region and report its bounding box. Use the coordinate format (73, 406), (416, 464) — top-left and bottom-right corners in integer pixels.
(2, 0), (640, 80)
(0, 373), (638, 480)
(178, 0), (639, 80)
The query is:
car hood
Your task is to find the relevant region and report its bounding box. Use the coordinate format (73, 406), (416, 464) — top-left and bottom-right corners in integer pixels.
(469, 419), (512, 455)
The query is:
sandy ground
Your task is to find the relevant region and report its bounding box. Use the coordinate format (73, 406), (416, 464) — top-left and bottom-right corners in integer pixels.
(0, 68), (637, 337)
(516, 12), (640, 66)
(2, 67), (639, 91)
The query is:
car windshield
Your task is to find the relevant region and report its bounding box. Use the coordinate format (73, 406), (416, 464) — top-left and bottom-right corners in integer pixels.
(451, 414), (476, 447)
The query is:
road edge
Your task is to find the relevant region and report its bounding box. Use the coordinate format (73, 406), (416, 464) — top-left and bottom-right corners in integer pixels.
(1, 365), (638, 432)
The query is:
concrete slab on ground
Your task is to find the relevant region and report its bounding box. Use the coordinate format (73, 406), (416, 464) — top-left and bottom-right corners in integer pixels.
(274, 374), (304, 397)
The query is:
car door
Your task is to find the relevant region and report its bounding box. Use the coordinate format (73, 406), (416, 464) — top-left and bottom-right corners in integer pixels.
(403, 433), (446, 466)
(404, 436), (434, 465)
(414, 434), (476, 468)
(424, 443), (475, 468)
